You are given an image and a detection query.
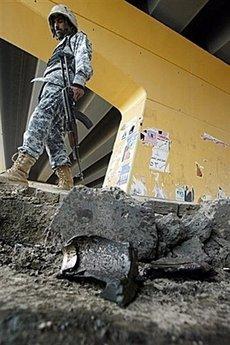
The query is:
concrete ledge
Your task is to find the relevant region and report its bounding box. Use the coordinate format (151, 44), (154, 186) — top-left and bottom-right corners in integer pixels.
(133, 195), (199, 216)
(0, 181), (69, 204)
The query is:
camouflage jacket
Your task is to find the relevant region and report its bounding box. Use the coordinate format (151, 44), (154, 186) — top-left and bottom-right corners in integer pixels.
(33, 31), (93, 88)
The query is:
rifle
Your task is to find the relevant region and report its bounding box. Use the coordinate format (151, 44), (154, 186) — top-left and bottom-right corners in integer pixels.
(59, 53), (93, 180)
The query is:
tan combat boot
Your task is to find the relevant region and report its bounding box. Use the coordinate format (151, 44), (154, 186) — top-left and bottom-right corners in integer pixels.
(0, 152), (36, 186)
(55, 165), (74, 190)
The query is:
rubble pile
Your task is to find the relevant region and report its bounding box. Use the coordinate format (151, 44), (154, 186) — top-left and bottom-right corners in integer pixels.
(51, 186), (230, 269)
(0, 184), (229, 344)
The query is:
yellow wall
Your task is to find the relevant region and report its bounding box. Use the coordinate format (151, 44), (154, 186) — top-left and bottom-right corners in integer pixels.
(0, 0), (229, 201)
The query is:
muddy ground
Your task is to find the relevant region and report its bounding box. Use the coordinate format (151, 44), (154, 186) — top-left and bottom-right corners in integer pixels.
(0, 185), (229, 345)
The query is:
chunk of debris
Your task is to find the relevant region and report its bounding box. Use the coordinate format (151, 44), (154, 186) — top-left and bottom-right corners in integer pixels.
(139, 258), (216, 281)
(50, 186), (158, 261)
(181, 211), (212, 242)
(59, 235), (138, 307)
(171, 237), (210, 263)
(155, 213), (186, 257)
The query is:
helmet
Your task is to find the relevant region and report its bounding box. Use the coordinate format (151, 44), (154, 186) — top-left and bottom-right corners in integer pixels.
(48, 4), (78, 34)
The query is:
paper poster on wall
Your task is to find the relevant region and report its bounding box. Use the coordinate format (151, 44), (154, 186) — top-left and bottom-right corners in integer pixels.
(117, 120), (139, 186)
(149, 131), (170, 172)
(140, 129), (158, 146)
(104, 116), (141, 189)
(117, 172), (129, 186)
(140, 129), (169, 146)
(117, 163), (131, 186)
(175, 186), (185, 201)
(175, 186), (194, 202)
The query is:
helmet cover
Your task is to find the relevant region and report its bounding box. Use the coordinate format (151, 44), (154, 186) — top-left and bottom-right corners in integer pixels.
(48, 4), (78, 34)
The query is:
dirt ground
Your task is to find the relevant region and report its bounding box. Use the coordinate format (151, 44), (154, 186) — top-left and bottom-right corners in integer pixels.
(0, 185), (229, 345)
(0, 262), (229, 345)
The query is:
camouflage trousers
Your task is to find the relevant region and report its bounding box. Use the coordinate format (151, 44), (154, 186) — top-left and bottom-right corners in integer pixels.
(18, 83), (71, 169)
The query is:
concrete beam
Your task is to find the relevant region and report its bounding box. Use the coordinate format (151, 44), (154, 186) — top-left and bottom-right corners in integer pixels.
(206, 17), (230, 54)
(151, 0), (209, 33)
(214, 41), (230, 65)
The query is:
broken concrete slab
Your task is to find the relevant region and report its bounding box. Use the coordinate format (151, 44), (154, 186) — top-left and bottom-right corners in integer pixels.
(0, 181), (69, 204)
(179, 199), (230, 243)
(0, 197), (57, 245)
(177, 203), (200, 217)
(0, 184), (59, 246)
(155, 213), (186, 257)
(50, 186), (158, 261)
(171, 237), (210, 263)
(177, 199), (230, 267)
(181, 209), (213, 242)
(136, 196), (199, 217)
(204, 235), (230, 268)
(28, 180), (69, 196)
(203, 199), (230, 240)
(142, 199), (179, 215)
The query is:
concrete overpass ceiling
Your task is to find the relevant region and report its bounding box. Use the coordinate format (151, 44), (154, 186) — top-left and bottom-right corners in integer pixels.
(214, 40), (230, 64)
(126, 0), (230, 64)
(148, 0), (209, 32)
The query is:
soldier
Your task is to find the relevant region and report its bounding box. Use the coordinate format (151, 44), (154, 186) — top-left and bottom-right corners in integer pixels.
(0, 4), (93, 190)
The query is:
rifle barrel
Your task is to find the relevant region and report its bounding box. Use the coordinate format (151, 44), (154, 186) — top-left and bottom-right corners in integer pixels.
(60, 54), (83, 179)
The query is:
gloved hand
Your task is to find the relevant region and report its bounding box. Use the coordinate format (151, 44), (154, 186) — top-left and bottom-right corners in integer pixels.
(70, 86), (85, 101)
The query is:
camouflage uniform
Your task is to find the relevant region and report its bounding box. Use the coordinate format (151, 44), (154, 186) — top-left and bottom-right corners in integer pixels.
(19, 32), (93, 169)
